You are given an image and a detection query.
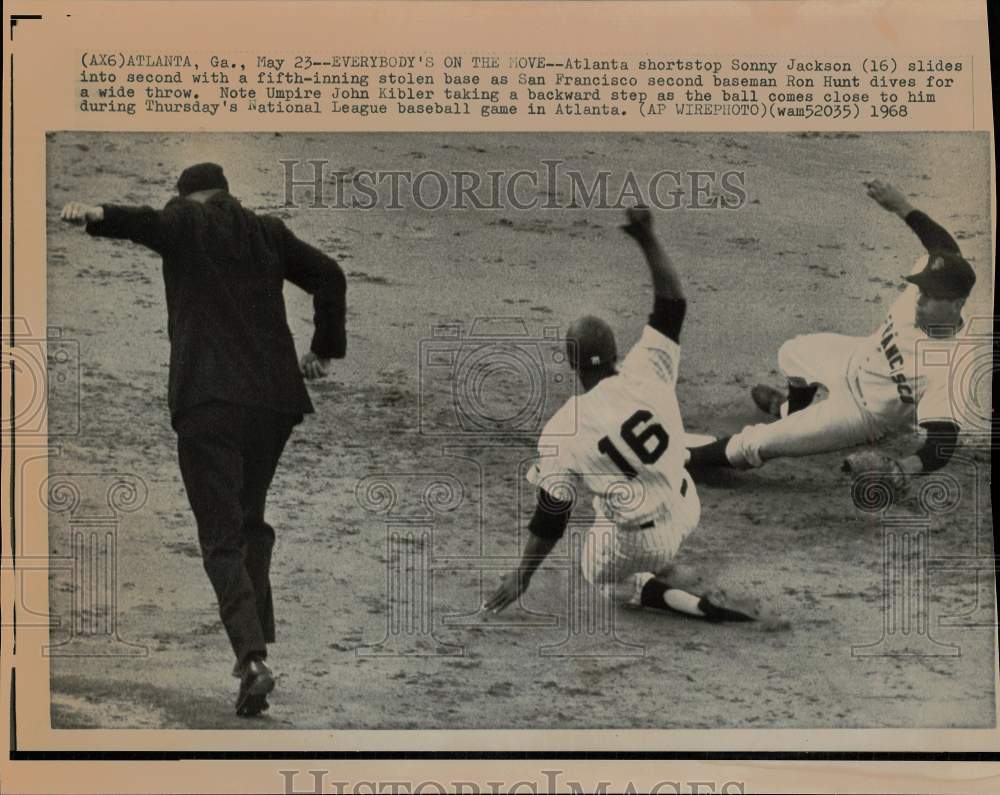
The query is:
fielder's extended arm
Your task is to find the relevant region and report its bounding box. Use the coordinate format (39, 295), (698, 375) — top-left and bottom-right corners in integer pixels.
(862, 180), (963, 476)
(864, 179), (961, 254)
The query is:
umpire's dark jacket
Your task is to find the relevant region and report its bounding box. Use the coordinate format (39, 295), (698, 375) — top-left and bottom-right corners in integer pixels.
(87, 192), (346, 423)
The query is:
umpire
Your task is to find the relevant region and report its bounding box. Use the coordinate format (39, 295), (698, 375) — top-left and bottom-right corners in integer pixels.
(61, 163), (347, 717)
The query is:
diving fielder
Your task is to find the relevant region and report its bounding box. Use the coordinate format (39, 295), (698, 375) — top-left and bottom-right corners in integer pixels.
(485, 207), (758, 622)
(689, 180), (976, 483)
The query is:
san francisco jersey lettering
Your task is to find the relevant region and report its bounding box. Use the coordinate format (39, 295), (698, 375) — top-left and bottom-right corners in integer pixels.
(848, 259), (961, 427)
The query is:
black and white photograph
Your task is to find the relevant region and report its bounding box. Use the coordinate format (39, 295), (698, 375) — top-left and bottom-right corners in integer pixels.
(44, 131), (994, 731)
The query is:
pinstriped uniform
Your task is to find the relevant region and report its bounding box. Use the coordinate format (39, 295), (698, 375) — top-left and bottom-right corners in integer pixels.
(528, 324), (700, 585)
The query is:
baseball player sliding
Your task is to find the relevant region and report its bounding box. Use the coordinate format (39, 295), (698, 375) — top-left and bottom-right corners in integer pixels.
(485, 207), (758, 623)
(688, 180), (976, 487)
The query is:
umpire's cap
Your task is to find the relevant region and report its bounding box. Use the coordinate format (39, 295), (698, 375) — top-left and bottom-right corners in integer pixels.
(177, 162), (229, 197)
(566, 315), (617, 371)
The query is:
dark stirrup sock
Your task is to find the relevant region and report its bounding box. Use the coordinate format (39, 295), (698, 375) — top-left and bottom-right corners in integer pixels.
(640, 578), (670, 608)
(687, 436), (734, 468)
(787, 377), (819, 414)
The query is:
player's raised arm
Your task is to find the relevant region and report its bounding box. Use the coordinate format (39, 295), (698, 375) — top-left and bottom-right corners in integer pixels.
(621, 205), (685, 303)
(620, 205), (687, 346)
(865, 179), (961, 254)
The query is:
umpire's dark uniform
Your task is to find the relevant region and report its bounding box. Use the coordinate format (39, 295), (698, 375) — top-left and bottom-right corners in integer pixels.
(86, 163), (346, 670)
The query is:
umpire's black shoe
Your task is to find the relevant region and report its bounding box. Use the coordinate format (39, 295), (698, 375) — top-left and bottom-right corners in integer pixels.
(235, 657), (274, 717)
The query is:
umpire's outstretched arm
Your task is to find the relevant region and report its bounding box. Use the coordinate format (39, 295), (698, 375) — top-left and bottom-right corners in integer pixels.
(63, 200), (195, 254)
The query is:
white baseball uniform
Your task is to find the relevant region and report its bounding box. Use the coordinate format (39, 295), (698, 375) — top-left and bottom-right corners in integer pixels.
(527, 323), (700, 585)
(728, 257), (963, 468)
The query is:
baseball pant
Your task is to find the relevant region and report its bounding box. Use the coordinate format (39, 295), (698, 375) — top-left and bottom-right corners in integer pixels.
(581, 474), (701, 585)
(727, 333), (890, 467)
(174, 401), (298, 666)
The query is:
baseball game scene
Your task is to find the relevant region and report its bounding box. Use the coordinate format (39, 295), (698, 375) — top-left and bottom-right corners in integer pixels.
(45, 131), (994, 729)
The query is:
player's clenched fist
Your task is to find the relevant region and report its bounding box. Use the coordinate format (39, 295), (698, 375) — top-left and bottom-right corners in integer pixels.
(60, 201), (104, 225)
(864, 179), (913, 218)
(483, 570), (530, 614)
(621, 204), (653, 239)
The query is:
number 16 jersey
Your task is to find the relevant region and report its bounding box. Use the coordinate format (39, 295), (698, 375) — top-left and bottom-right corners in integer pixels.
(527, 319), (699, 532)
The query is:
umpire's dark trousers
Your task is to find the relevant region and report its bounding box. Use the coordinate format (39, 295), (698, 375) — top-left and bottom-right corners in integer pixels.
(174, 401), (299, 666)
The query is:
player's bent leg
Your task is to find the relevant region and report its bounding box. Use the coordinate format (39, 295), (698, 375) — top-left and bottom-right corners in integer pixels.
(777, 333), (862, 388)
(750, 334), (864, 419)
(726, 387), (881, 468)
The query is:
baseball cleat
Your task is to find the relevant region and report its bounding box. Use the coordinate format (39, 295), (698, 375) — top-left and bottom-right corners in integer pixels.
(235, 658), (275, 717)
(700, 587), (762, 622)
(750, 384), (786, 418)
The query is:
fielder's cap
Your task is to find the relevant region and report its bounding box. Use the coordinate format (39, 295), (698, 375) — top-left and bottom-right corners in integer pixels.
(176, 162), (229, 197)
(905, 251), (976, 299)
(566, 315), (617, 371)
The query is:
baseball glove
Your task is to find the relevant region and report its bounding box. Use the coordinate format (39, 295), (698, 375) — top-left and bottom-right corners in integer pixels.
(842, 450), (909, 511)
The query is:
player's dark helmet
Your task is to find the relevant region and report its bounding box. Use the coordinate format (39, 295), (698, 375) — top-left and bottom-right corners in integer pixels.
(566, 315), (617, 371)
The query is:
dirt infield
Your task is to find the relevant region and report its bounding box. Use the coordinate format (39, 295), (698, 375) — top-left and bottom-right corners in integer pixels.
(45, 132), (994, 730)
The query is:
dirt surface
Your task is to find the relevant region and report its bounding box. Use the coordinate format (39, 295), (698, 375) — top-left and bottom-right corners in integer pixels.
(45, 132), (994, 731)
